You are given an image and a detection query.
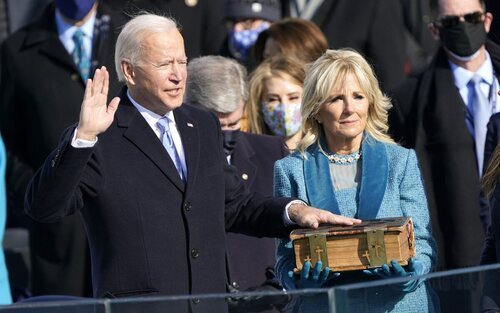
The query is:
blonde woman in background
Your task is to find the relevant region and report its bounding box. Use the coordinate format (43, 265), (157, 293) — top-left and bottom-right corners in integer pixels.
(245, 56), (305, 150)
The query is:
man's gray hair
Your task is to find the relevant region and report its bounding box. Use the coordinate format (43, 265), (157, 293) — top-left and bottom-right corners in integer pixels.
(115, 13), (178, 82)
(185, 56), (248, 114)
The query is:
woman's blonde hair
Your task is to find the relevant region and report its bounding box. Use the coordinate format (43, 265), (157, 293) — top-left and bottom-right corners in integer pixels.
(297, 49), (394, 154)
(246, 56), (306, 134)
(483, 145), (500, 198)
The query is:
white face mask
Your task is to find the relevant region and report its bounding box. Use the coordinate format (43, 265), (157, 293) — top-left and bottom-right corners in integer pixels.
(261, 102), (302, 137)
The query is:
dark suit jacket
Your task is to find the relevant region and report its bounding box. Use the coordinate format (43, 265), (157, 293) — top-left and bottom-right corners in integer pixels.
(481, 112), (500, 264)
(281, 0), (406, 91)
(5, 0), (50, 34)
(0, 2), (126, 296)
(480, 158), (500, 310)
(102, 0), (227, 60)
(25, 88), (294, 312)
(226, 132), (287, 291)
(390, 41), (500, 270)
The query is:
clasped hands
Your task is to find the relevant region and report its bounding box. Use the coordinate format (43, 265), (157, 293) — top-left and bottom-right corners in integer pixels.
(289, 258), (424, 292)
(288, 260), (338, 289)
(363, 258), (425, 292)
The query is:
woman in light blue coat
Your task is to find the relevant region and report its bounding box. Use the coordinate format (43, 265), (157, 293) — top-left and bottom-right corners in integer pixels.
(274, 49), (437, 313)
(0, 135), (12, 304)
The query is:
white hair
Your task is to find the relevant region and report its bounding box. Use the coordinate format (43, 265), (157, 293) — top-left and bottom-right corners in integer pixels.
(185, 56), (248, 113)
(114, 13), (178, 82)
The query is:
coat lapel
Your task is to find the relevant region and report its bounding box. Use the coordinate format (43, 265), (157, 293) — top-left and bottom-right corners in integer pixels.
(357, 137), (388, 219)
(304, 144), (341, 215)
(487, 39), (500, 77)
(304, 136), (388, 219)
(116, 92), (185, 192)
(431, 49), (475, 145)
(23, 9), (77, 74)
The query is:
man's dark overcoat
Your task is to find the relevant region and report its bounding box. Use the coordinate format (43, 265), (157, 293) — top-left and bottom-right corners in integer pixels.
(0, 2), (126, 296)
(25, 89), (293, 313)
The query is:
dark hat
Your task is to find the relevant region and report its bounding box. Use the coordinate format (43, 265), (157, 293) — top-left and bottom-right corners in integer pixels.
(225, 0), (281, 22)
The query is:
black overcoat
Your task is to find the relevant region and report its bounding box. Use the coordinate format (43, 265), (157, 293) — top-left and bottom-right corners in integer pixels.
(226, 132), (288, 291)
(25, 89), (293, 313)
(0, 2), (126, 296)
(390, 41), (500, 270)
(281, 0), (407, 91)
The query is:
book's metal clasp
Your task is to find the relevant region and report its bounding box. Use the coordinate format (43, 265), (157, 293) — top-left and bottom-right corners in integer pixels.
(365, 228), (387, 267)
(305, 233), (329, 268)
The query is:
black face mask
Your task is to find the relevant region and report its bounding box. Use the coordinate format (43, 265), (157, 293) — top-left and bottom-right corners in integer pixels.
(439, 21), (487, 57)
(221, 130), (240, 156)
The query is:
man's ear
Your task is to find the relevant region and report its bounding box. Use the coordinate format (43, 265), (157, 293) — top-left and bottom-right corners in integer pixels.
(428, 22), (440, 41)
(485, 12), (493, 33)
(121, 59), (136, 85)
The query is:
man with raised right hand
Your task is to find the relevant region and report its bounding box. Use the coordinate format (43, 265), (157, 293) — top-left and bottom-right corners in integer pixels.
(25, 13), (359, 312)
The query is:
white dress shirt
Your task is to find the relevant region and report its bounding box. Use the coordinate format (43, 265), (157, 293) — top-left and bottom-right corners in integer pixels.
(55, 8), (95, 59)
(450, 51), (499, 117)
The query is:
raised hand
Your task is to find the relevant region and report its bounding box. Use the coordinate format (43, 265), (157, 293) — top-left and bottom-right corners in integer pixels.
(288, 203), (361, 228)
(76, 66), (121, 140)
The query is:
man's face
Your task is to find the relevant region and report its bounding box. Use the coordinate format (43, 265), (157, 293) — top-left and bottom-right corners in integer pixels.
(127, 29), (187, 115)
(216, 101), (244, 131)
(432, 0), (491, 40)
(438, 0), (483, 23)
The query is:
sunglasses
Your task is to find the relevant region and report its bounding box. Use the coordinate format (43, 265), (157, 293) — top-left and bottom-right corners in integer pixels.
(436, 11), (485, 28)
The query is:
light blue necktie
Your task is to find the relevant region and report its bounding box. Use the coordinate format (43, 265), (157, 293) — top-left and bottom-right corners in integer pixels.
(157, 117), (186, 182)
(72, 29), (90, 81)
(469, 74), (491, 175)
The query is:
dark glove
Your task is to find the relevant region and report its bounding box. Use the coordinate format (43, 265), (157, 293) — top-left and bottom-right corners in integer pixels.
(288, 260), (338, 289)
(363, 258), (425, 292)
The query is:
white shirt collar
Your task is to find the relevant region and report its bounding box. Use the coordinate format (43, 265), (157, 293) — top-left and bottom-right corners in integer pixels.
(56, 9), (96, 38)
(450, 51), (494, 89)
(126, 90), (177, 131)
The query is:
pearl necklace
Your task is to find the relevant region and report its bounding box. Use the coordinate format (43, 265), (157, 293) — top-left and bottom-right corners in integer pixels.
(319, 145), (362, 164)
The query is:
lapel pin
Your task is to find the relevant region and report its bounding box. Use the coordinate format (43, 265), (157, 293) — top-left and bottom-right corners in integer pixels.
(242, 173), (249, 181)
(187, 122), (194, 127)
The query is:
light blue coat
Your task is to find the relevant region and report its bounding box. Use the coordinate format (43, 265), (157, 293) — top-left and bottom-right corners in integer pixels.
(0, 136), (11, 304)
(274, 137), (437, 313)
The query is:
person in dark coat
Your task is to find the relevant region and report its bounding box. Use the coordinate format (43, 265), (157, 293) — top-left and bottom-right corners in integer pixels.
(481, 112), (500, 265)
(479, 140), (500, 311)
(102, 0), (227, 60)
(185, 55), (288, 312)
(480, 112), (500, 241)
(24, 13), (360, 313)
(0, 0), (126, 297)
(484, 113), (500, 174)
(280, 0), (407, 91)
(390, 0), (499, 311)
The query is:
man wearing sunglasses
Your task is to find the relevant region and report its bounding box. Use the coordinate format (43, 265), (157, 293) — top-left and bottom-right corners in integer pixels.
(390, 0), (499, 310)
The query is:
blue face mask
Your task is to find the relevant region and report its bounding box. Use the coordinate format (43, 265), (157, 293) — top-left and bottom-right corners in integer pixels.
(228, 22), (270, 62)
(55, 0), (96, 21)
